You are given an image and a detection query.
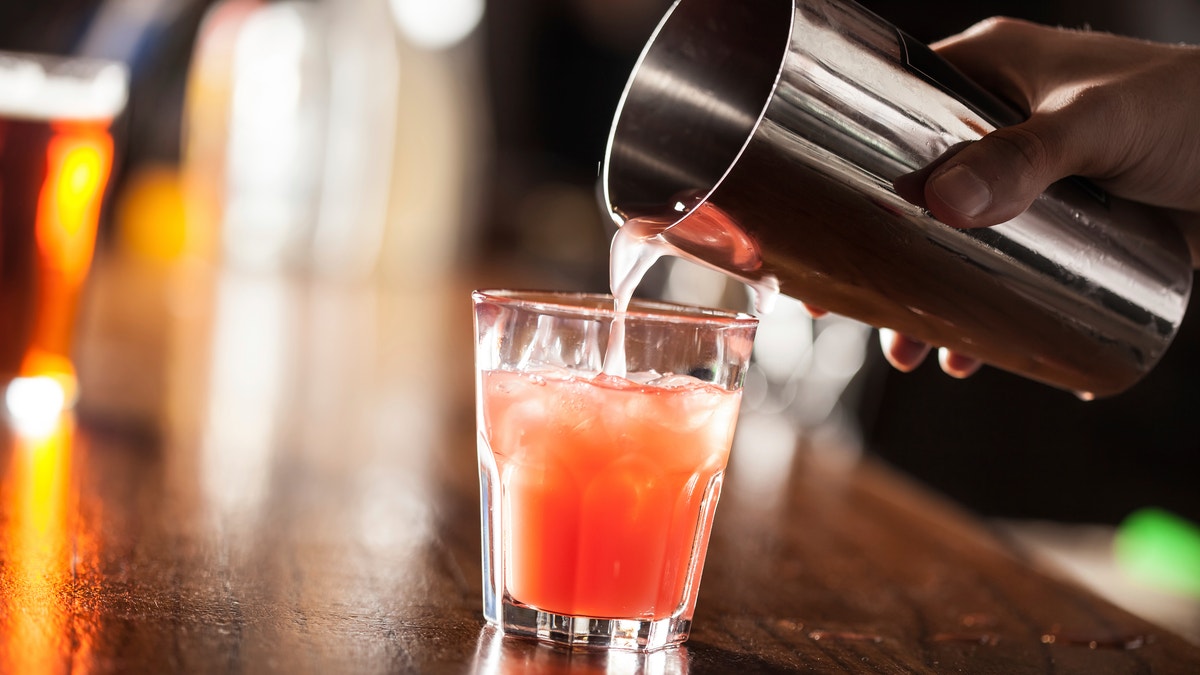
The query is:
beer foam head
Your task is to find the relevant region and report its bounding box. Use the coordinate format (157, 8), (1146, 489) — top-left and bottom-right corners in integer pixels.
(0, 51), (128, 121)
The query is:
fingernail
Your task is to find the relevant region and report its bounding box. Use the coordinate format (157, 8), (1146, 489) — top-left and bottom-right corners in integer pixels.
(879, 328), (931, 373)
(938, 347), (983, 379)
(930, 164), (991, 217)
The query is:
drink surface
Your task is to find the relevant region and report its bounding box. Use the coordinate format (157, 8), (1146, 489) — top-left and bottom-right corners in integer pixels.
(482, 367), (740, 620)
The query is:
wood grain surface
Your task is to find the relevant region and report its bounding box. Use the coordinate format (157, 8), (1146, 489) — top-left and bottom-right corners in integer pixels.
(0, 258), (1196, 674)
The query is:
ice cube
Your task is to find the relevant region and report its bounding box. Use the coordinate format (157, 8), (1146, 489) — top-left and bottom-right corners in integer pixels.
(488, 396), (547, 461)
(645, 373), (708, 389)
(624, 369), (663, 385)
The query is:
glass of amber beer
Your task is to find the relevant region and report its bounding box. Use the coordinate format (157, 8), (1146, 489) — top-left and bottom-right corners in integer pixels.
(0, 51), (128, 416)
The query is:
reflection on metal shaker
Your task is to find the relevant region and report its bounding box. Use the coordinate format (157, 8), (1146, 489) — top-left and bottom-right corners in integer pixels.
(602, 0), (1192, 398)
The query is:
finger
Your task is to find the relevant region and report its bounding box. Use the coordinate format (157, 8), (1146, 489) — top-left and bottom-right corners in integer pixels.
(930, 17), (1047, 111)
(933, 18), (1137, 103)
(937, 348), (983, 378)
(924, 20), (1145, 229)
(802, 303), (828, 319)
(923, 112), (1084, 229)
(879, 328), (932, 373)
(892, 140), (974, 206)
(925, 20), (1070, 229)
(892, 141), (971, 209)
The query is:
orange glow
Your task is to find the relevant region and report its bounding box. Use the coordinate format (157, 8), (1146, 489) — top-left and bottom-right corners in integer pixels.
(19, 122), (115, 392)
(116, 165), (191, 262)
(0, 416), (88, 673)
(36, 124), (112, 283)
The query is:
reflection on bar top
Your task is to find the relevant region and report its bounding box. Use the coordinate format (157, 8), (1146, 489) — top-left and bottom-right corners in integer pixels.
(0, 51), (128, 121)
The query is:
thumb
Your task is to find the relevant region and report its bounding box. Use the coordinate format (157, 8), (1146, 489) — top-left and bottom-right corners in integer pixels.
(924, 119), (1072, 228)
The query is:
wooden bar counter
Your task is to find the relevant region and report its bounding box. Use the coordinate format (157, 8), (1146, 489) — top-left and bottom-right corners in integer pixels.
(1, 257), (1197, 674)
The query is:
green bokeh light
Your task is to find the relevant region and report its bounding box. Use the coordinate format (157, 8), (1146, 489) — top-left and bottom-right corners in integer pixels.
(1114, 507), (1200, 598)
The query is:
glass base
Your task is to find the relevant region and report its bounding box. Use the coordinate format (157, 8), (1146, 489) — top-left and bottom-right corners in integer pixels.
(495, 600), (692, 652)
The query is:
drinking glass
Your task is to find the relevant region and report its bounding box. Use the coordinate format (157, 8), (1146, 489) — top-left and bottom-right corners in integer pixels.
(0, 50), (128, 420)
(472, 290), (757, 651)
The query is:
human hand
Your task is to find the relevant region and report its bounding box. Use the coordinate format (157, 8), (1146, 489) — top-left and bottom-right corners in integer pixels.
(883, 17), (1200, 375)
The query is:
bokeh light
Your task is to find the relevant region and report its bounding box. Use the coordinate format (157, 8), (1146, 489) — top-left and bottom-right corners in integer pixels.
(389, 0), (484, 50)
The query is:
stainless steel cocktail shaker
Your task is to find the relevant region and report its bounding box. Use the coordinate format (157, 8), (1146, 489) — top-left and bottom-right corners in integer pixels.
(601, 0), (1192, 398)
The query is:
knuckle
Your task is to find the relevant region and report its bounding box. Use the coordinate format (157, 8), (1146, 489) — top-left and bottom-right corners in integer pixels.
(987, 125), (1054, 178)
(965, 16), (1032, 41)
(1065, 83), (1120, 112)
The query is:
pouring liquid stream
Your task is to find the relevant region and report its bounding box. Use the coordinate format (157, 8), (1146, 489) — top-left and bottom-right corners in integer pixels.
(603, 196), (781, 378)
(602, 216), (671, 379)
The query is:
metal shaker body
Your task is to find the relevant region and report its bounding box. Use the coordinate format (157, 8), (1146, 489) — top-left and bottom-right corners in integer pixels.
(602, 0), (1192, 397)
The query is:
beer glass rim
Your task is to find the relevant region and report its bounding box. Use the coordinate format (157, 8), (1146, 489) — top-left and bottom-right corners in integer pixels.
(472, 289), (759, 327)
(0, 50), (129, 121)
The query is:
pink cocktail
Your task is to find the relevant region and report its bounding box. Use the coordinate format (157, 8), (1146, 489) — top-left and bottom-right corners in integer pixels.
(473, 290), (757, 651)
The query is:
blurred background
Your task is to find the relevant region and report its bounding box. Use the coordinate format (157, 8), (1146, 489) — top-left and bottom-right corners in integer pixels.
(1, 0), (1197, 643)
